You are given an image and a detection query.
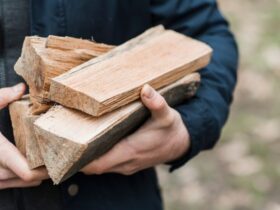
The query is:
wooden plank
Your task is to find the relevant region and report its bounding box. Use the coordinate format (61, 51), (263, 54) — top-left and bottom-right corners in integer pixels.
(9, 95), (44, 169)
(49, 26), (212, 117)
(46, 35), (114, 56)
(34, 73), (200, 184)
(14, 36), (114, 114)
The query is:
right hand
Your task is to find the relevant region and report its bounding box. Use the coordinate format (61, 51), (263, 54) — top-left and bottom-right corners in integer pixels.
(0, 83), (49, 190)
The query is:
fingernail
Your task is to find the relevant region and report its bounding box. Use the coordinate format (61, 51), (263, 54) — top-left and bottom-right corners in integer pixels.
(142, 84), (155, 99)
(12, 83), (25, 93)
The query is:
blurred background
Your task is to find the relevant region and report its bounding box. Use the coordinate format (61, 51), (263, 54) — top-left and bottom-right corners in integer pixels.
(157, 0), (280, 209)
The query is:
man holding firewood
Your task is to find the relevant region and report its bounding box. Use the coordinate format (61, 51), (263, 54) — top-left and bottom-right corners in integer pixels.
(0, 0), (238, 210)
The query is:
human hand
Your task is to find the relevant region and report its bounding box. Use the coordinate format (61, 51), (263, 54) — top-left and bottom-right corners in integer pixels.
(82, 84), (190, 175)
(0, 83), (49, 190)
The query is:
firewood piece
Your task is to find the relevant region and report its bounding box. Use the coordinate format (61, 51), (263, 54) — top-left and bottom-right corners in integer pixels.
(49, 25), (212, 117)
(14, 36), (114, 114)
(29, 94), (53, 115)
(34, 73), (200, 184)
(46, 35), (114, 56)
(9, 95), (44, 169)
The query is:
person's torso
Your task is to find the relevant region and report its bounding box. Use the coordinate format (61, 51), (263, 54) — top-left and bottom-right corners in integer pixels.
(0, 1), (163, 210)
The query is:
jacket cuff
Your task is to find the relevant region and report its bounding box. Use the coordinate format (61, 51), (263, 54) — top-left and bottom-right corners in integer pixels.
(168, 97), (214, 172)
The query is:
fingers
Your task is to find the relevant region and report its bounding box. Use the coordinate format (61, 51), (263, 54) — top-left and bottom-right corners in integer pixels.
(0, 83), (26, 109)
(0, 178), (41, 190)
(29, 167), (49, 181)
(106, 162), (140, 176)
(81, 86), (186, 177)
(0, 168), (17, 180)
(141, 84), (174, 126)
(0, 134), (33, 181)
(0, 133), (49, 182)
(81, 139), (135, 175)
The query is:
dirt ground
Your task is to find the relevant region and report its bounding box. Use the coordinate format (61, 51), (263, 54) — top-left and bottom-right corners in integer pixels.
(157, 1), (280, 209)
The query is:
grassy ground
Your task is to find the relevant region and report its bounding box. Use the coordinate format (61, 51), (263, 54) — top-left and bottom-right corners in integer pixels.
(157, 1), (280, 209)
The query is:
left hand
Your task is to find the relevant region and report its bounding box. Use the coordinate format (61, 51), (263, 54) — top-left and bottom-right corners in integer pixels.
(0, 83), (49, 189)
(82, 84), (190, 175)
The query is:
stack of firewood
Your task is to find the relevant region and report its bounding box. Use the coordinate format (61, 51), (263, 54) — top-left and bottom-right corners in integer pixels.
(9, 25), (212, 184)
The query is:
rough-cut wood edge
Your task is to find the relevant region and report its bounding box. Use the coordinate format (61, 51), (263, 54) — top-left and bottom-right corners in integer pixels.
(34, 127), (86, 181)
(15, 37), (47, 89)
(14, 36), (114, 115)
(30, 99), (53, 115)
(14, 55), (52, 114)
(49, 26), (211, 117)
(35, 73), (200, 184)
(25, 115), (44, 169)
(9, 96), (29, 155)
(14, 37), (52, 113)
(9, 95), (44, 169)
(46, 35), (115, 56)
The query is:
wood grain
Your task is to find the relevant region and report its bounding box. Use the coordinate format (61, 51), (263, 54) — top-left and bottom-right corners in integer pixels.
(46, 35), (114, 56)
(34, 73), (200, 184)
(9, 95), (44, 169)
(49, 26), (212, 117)
(14, 36), (114, 114)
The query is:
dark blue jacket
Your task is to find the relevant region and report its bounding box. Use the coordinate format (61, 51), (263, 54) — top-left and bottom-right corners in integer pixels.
(0, 0), (238, 210)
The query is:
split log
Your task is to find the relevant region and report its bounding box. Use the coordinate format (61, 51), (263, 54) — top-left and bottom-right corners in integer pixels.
(34, 73), (200, 184)
(49, 25), (212, 117)
(46, 35), (113, 56)
(14, 36), (114, 114)
(9, 95), (44, 169)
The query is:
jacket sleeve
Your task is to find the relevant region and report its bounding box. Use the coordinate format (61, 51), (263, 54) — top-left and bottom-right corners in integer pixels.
(150, 0), (239, 170)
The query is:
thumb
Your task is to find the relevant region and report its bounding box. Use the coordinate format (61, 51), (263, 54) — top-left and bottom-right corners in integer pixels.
(0, 133), (48, 182)
(141, 84), (172, 122)
(0, 83), (26, 109)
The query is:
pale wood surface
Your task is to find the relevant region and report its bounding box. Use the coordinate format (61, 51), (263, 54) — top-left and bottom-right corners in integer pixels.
(46, 35), (114, 56)
(14, 36), (114, 114)
(9, 95), (44, 169)
(50, 26), (212, 117)
(35, 73), (200, 184)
